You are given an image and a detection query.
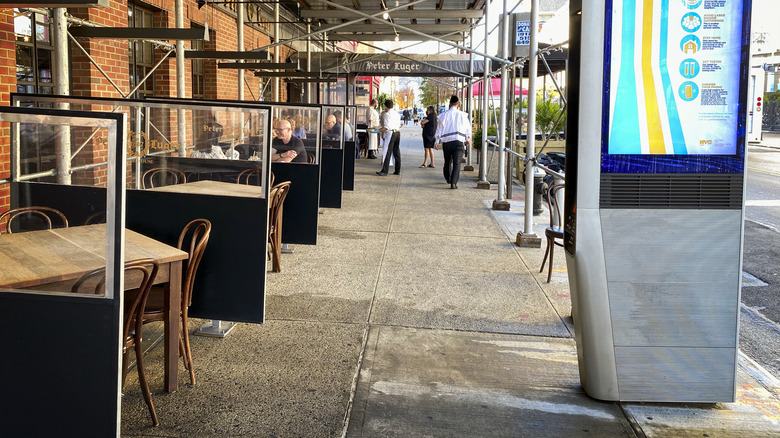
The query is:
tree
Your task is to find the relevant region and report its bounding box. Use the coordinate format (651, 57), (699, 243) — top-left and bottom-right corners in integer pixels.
(397, 86), (416, 109)
(419, 78), (456, 108)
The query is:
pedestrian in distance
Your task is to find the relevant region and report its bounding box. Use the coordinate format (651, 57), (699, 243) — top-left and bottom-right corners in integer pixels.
(377, 100), (402, 176)
(435, 95), (472, 189)
(420, 105), (437, 168)
(366, 99), (380, 159)
(402, 108), (410, 126)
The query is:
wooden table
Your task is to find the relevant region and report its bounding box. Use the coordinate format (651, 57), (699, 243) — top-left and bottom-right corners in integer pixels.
(148, 179), (264, 198)
(0, 224), (188, 392)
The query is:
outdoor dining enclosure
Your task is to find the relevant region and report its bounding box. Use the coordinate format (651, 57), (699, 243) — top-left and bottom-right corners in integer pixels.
(0, 100), (272, 434)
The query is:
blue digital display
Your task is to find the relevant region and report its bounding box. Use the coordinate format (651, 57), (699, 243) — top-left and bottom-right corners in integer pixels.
(601, 0), (751, 174)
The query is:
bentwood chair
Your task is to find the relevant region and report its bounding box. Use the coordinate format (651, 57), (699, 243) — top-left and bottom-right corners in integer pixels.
(307, 152), (316, 164)
(72, 258), (160, 426)
(0, 206), (68, 234)
(236, 168), (274, 187)
(540, 183), (565, 283)
(141, 168), (187, 189)
(136, 219), (211, 385)
(268, 181), (292, 272)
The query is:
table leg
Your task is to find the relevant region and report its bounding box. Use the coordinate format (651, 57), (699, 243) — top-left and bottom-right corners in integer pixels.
(164, 260), (182, 393)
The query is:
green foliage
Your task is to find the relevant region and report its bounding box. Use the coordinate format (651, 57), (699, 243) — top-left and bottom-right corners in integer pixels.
(535, 98), (566, 139)
(419, 78), (456, 108)
(375, 93), (391, 110)
(765, 91), (780, 104)
(472, 126), (497, 150)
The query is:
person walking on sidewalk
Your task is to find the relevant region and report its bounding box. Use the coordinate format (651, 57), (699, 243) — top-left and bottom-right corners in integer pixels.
(377, 100), (402, 176)
(435, 95), (471, 189)
(367, 99), (380, 159)
(420, 105), (437, 168)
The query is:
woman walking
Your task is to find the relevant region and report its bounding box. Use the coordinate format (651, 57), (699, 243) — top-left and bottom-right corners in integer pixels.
(420, 105), (437, 168)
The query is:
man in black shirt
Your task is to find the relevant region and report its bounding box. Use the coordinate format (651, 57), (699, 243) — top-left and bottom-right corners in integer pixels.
(272, 119), (308, 163)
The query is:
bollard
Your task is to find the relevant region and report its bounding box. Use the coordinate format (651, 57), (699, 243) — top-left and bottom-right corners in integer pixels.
(533, 167), (545, 215)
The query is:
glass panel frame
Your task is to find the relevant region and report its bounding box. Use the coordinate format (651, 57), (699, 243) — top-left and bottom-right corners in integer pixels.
(0, 106), (125, 300)
(11, 93), (273, 196)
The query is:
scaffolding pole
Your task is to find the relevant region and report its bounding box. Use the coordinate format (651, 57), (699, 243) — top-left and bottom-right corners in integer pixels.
(517, 0), (542, 246)
(478, 0), (490, 188)
(176, 0), (187, 157)
(492, 0), (510, 210)
(53, 8), (71, 185)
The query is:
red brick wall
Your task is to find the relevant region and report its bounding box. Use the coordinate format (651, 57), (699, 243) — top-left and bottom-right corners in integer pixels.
(0, 10), (15, 214)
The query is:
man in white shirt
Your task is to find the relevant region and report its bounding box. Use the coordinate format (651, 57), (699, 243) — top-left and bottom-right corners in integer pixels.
(435, 95), (472, 189)
(367, 99), (380, 159)
(377, 99), (402, 176)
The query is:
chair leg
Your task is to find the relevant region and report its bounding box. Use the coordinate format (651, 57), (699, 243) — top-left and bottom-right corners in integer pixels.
(540, 238), (551, 273)
(546, 243), (555, 283)
(121, 347), (131, 390)
(134, 337), (159, 427)
(272, 230), (282, 272)
(181, 312), (196, 385)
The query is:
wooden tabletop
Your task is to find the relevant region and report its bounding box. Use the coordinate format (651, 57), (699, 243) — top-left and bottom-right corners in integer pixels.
(0, 224), (188, 289)
(147, 179), (265, 198)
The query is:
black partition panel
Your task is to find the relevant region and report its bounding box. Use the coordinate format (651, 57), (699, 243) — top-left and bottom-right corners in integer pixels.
(127, 190), (268, 323)
(343, 141), (356, 191)
(271, 162), (320, 245)
(320, 147), (344, 208)
(0, 294), (119, 437)
(12, 182), (107, 226)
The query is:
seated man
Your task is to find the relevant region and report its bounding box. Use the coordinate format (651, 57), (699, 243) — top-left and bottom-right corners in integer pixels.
(322, 114), (341, 141)
(272, 119), (308, 163)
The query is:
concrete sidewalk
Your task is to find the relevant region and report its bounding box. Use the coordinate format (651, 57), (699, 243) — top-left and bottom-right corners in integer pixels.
(120, 125), (780, 437)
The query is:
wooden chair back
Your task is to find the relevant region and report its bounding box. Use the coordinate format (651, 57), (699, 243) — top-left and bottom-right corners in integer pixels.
(72, 258), (160, 425)
(0, 206), (68, 234)
(177, 219), (211, 309)
(307, 152), (316, 164)
(84, 211), (106, 225)
(142, 168), (187, 189)
(269, 181), (292, 230)
(546, 183), (564, 230)
(236, 168), (274, 187)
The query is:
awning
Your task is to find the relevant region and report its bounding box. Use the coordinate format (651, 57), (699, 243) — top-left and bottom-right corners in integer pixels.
(290, 52), (486, 77)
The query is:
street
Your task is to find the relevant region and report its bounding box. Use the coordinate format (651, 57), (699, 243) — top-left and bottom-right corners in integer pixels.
(741, 140), (780, 380)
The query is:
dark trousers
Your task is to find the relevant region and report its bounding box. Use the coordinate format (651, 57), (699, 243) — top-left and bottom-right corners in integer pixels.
(380, 131), (401, 174)
(442, 141), (464, 184)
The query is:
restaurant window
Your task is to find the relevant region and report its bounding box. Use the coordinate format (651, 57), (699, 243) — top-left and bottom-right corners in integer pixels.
(128, 5), (156, 98)
(191, 25), (206, 99)
(14, 8), (55, 95)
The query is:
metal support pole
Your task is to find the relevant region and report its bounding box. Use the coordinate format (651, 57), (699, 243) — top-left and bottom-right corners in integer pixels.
(465, 29), (474, 170)
(273, 3), (280, 102)
(507, 67), (516, 199)
(477, 0), (490, 189)
(53, 8), (71, 185)
(306, 22), (312, 103)
(238, 2), (245, 101)
(492, 0), (510, 210)
(176, 0), (187, 157)
(517, 0), (542, 247)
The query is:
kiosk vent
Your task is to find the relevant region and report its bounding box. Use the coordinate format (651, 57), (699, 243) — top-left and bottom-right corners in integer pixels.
(600, 174), (743, 209)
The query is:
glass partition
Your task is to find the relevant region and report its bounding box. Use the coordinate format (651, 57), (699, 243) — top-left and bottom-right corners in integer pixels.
(0, 107), (124, 298)
(12, 94), (272, 194)
(271, 105), (322, 164)
(345, 106), (357, 143)
(321, 105), (346, 150)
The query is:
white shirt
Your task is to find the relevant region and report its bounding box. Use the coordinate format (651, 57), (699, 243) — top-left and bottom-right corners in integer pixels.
(380, 107), (402, 131)
(368, 106), (380, 129)
(435, 106), (472, 144)
(191, 145), (228, 159)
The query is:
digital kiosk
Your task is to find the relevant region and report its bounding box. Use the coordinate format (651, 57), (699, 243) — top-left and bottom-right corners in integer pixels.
(566, 0), (751, 402)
